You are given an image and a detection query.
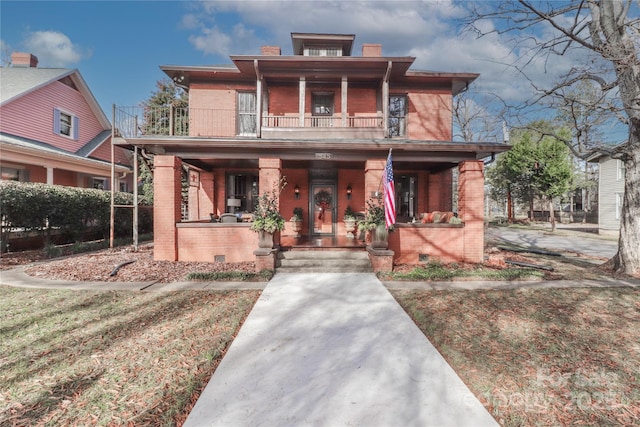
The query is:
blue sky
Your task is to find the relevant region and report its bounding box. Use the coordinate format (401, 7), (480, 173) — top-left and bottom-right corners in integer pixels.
(0, 1), (526, 112)
(0, 1), (629, 144)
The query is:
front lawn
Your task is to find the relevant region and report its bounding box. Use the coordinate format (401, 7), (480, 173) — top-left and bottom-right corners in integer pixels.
(393, 287), (640, 426)
(0, 287), (260, 426)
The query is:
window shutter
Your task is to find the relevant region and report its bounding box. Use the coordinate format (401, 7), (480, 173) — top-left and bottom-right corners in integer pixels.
(72, 116), (79, 140)
(53, 108), (61, 134)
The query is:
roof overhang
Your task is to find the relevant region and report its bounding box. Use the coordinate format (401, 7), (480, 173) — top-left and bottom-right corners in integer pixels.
(115, 136), (509, 170)
(1, 133), (131, 176)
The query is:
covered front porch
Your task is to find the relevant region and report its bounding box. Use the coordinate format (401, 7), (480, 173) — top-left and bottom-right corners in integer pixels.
(142, 142), (496, 271)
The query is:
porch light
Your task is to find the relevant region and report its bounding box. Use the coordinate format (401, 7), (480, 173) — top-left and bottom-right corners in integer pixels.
(346, 185), (352, 200)
(294, 185), (300, 199)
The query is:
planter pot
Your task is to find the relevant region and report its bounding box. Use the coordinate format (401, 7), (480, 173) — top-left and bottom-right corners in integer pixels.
(344, 219), (357, 238)
(290, 219), (303, 237)
(370, 224), (389, 249)
(257, 230), (274, 249)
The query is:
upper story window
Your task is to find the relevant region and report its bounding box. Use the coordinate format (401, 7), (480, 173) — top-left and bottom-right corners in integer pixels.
(389, 95), (407, 137)
(305, 47), (342, 56)
(54, 108), (79, 140)
(312, 93), (334, 116)
(237, 92), (257, 136)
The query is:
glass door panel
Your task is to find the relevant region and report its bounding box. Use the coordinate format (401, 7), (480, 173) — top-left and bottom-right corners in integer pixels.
(311, 183), (335, 235)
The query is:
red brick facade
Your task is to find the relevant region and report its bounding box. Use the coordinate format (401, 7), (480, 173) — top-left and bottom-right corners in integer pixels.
(136, 33), (508, 269)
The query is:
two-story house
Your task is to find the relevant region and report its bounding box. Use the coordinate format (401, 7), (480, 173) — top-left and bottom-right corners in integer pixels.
(1, 52), (132, 189)
(114, 33), (508, 271)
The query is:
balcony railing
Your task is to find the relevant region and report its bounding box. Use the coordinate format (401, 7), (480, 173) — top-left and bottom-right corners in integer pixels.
(114, 106), (385, 139)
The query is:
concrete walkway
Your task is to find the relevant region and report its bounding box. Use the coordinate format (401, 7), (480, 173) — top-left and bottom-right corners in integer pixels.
(183, 272), (498, 427)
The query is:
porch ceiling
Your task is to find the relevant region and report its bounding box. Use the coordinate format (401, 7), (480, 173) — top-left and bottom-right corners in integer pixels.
(117, 137), (508, 172)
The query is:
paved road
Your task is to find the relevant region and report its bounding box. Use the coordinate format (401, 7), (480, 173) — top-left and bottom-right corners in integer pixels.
(486, 226), (618, 259)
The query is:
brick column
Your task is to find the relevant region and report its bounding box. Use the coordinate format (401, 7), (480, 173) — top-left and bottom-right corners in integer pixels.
(364, 159), (385, 201)
(259, 158), (282, 198)
(199, 171), (214, 219)
(458, 160), (484, 263)
(153, 156), (182, 261)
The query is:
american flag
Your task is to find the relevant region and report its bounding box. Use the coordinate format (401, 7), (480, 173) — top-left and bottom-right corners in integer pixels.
(383, 150), (396, 229)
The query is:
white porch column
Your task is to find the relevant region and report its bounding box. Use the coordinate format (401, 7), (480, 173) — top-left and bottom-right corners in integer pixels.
(46, 167), (54, 185)
(254, 59), (262, 137)
(341, 76), (348, 127)
(299, 77), (306, 127)
(382, 61), (392, 137)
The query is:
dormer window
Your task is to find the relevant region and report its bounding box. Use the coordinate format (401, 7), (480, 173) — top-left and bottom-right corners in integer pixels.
(304, 47), (342, 57)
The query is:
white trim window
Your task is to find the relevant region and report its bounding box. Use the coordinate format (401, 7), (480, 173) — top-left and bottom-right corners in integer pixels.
(615, 192), (623, 220)
(617, 160), (626, 181)
(54, 108), (79, 140)
(237, 92), (257, 136)
(389, 95), (407, 137)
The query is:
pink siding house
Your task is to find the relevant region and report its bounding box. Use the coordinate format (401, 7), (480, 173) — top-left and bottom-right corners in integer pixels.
(114, 33), (509, 271)
(0, 52), (131, 189)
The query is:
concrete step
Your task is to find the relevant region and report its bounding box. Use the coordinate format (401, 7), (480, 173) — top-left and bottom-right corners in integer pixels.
(276, 250), (372, 273)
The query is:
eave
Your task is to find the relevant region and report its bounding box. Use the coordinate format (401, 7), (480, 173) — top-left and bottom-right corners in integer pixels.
(115, 136), (509, 169)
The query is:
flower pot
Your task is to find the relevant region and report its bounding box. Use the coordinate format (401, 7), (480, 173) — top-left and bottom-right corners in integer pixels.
(257, 230), (274, 249)
(290, 219), (303, 237)
(371, 224), (389, 249)
(344, 219), (356, 238)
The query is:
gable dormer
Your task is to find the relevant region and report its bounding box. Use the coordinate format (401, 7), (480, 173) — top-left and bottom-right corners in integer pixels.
(291, 33), (355, 57)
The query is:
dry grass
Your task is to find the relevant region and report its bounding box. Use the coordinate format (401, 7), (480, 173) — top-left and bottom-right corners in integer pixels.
(392, 287), (640, 426)
(0, 286), (260, 426)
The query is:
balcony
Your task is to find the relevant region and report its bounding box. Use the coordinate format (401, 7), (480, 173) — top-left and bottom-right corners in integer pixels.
(114, 106), (386, 140)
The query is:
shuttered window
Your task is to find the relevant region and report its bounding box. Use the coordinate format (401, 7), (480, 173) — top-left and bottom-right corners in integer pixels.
(54, 108), (79, 140)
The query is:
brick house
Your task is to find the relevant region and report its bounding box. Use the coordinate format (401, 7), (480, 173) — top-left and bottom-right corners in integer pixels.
(114, 33), (508, 271)
(1, 52), (132, 189)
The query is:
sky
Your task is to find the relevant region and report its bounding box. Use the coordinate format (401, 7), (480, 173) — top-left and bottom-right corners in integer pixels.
(0, 0), (630, 143)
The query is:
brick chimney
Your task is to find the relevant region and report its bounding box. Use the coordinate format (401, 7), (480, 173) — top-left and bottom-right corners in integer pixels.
(362, 44), (382, 57)
(11, 52), (39, 68)
(261, 46), (281, 56)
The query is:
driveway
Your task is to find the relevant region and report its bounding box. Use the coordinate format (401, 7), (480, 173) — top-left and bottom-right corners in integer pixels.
(486, 226), (618, 259)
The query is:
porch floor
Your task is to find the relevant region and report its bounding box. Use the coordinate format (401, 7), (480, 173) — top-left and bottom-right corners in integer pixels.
(280, 234), (366, 250)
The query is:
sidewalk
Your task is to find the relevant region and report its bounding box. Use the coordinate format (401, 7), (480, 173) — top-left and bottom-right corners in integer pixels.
(183, 272), (498, 427)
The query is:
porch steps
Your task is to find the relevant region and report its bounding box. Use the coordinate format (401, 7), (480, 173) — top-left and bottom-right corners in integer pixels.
(276, 250), (372, 273)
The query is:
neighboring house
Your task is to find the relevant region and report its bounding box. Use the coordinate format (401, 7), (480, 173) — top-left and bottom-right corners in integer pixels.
(588, 151), (626, 235)
(0, 52), (132, 190)
(114, 32), (508, 270)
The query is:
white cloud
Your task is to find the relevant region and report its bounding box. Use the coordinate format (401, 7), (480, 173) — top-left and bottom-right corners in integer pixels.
(23, 30), (86, 67)
(181, 1), (591, 105)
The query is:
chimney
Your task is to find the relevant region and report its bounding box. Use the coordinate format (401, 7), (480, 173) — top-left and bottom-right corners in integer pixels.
(11, 52), (39, 68)
(362, 44), (382, 57)
(261, 46), (281, 56)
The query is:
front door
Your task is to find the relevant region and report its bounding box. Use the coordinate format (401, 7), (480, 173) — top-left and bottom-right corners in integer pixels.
(310, 182), (336, 236)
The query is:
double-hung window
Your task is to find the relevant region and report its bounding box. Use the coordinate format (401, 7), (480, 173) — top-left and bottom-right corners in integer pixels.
(237, 92), (257, 136)
(388, 95), (407, 137)
(54, 108), (78, 139)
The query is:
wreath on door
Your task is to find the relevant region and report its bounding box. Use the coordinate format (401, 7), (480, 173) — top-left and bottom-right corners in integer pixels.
(314, 190), (332, 220)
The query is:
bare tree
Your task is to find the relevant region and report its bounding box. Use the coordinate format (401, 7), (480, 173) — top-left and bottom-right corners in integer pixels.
(452, 89), (505, 143)
(465, 0), (640, 276)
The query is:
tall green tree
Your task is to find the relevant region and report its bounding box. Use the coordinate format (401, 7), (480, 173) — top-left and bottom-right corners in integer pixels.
(486, 122), (574, 230)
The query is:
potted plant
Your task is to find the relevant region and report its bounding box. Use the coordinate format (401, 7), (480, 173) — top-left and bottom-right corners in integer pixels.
(359, 197), (389, 249)
(250, 181), (286, 248)
(290, 207), (303, 237)
(343, 206), (357, 238)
